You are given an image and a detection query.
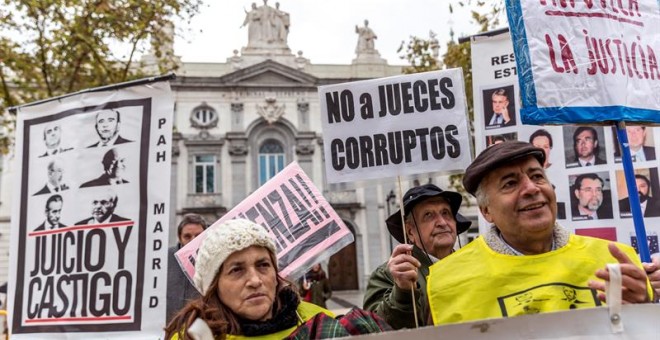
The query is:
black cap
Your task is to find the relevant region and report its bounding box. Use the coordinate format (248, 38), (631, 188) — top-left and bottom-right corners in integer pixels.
(463, 141), (545, 196)
(385, 184), (471, 244)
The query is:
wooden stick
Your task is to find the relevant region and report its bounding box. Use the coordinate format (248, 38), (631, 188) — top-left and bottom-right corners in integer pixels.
(398, 176), (419, 328)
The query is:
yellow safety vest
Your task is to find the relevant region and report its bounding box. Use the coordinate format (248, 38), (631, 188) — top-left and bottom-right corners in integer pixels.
(171, 301), (333, 340)
(427, 235), (652, 325)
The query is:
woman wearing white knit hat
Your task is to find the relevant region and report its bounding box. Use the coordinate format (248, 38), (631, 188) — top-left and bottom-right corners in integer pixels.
(165, 218), (334, 339)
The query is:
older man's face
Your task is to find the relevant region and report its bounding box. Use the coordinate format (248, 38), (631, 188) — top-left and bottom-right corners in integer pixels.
(47, 163), (63, 186)
(479, 156), (557, 250)
(492, 94), (508, 114)
(405, 196), (457, 258)
(92, 193), (115, 222)
(95, 110), (119, 142)
(46, 200), (62, 226)
(44, 124), (61, 149)
(575, 178), (603, 212)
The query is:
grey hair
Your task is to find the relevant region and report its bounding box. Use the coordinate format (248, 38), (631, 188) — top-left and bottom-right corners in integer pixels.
(475, 182), (489, 208)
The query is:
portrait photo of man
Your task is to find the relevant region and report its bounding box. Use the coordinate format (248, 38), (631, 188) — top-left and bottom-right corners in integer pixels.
(87, 109), (133, 148)
(483, 86), (516, 129)
(565, 126), (607, 168)
(617, 170), (660, 218)
(529, 129), (554, 169)
(38, 122), (72, 157)
(612, 125), (656, 163)
(33, 160), (70, 196)
(486, 132), (517, 147)
(570, 172), (613, 220)
(34, 194), (67, 231)
(75, 188), (130, 225)
(80, 148), (129, 188)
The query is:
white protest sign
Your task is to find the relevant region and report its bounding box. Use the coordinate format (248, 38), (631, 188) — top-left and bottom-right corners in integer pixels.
(506, 0), (660, 124)
(318, 69), (472, 184)
(8, 78), (173, 339)
(175, 162), (354, 285)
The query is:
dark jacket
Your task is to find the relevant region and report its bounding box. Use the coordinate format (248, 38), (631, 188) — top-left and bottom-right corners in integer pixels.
(80, 173), (129, 188)
(166, 245), (201, 323)
(299, 269), (332, 308)
(74, 214), (130, 225)
(34, 222), (67, 231)
(362, 245), (433, 329)
(87, 135), (132, 148)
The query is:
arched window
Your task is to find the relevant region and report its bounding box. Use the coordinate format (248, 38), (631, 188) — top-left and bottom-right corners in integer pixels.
(258, 139), (285, 186)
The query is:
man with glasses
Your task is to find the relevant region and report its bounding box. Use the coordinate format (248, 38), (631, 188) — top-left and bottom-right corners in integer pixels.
(75, 188), (129, 225)
(572, 173), (613, 220)
(571, 127), (605, 167)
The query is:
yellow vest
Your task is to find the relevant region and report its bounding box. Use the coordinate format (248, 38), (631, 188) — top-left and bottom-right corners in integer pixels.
(427, 235), (652, 325)
(171, 302), (333, 340)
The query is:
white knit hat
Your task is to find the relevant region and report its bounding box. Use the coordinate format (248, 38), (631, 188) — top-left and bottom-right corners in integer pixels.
(193, 219), (277, 295)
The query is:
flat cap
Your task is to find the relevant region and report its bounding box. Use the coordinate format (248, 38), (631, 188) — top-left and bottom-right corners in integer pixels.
(463, 141), (545, 196)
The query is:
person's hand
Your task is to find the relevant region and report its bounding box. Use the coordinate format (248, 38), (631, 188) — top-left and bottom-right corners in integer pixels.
(500, 107), (510, 123)
(642, 256), (660, 302)
(387, 244), (420, 291)
(588, 243), (650, 304)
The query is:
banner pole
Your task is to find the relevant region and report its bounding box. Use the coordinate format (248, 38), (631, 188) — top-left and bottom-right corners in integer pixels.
(397, 176), (420, 328)
(615, 121), (651, 262)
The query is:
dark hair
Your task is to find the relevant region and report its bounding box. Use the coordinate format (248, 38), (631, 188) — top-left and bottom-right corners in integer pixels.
(574, 173), (604, 191)
(163, 250), (298, 339)
(45, 194), (63, 209)
(177, 214), (208, 238)
(573, 127), (599, 159)
(529, 129), (553, 148)
(635, 174), (651, 188)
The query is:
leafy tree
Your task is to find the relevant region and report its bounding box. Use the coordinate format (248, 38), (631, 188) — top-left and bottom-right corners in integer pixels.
(397, 1), (505, 196)
(0, 0), (203, 154)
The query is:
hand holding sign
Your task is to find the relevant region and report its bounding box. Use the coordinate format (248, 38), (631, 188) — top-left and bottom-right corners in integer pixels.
(588, 242), (651, 304)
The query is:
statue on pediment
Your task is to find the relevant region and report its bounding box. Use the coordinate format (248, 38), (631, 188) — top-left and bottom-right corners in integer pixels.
(355, 19), (378, 54)
(241, 0), (289, 49)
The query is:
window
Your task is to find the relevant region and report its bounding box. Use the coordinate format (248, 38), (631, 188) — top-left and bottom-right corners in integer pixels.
(190, 104), (218, 128)
(194, 155), (216, 193)
(258, 140), (285, 186)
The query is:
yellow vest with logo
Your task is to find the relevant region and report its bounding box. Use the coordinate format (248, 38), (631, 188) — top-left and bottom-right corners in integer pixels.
(427, 235), (652, 325)
(171, 302), (333, 340)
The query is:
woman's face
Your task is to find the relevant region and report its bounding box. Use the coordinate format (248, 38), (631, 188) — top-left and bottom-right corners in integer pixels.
(217, 246), (277, 321)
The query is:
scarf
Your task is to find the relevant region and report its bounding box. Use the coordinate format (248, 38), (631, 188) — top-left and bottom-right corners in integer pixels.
(239, 287), (300, 336)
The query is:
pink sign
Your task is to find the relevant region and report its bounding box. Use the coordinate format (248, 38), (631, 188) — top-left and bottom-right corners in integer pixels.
(175, 162), (354, 288)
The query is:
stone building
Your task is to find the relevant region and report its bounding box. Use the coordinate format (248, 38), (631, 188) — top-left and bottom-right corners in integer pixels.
(0, 3), (478, 291)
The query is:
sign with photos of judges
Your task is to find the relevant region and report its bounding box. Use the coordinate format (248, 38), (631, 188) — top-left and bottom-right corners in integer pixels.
(471, 30), (660, 255)
(318, 69), (472, 184)
(8, 77), (174, 339)
(505, 0), (660, 124)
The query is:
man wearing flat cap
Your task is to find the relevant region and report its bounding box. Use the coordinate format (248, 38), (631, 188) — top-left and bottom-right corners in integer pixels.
(427, 141), (657, 326)
(363, 184), (471, 329)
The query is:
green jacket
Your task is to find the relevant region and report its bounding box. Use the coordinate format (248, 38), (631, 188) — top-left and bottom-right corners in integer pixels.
(362, 246), (433, 329)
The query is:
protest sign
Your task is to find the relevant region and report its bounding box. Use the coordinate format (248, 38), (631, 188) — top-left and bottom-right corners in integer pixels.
(506, 0), (660, 124)
(8, 77), (174, 338)
(175, 162), (354, 286)
(318, 69), (472, 184)
(471, 30), (660, 254)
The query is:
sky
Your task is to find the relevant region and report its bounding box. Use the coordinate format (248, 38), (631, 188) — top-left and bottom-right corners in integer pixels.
(174, 0), (491, 65)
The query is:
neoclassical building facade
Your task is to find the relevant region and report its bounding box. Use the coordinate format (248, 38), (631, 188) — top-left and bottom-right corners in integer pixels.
(0, 3), (478, 290)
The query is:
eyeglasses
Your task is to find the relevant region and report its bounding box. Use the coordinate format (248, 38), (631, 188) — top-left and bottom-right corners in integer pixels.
(579, 187), (603, 194)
